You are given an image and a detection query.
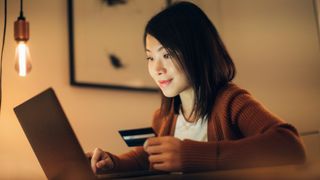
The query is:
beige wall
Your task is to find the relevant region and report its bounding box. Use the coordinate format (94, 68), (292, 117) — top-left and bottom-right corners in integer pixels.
(219, 0), (320, 133)
(0, 0), (319, 179)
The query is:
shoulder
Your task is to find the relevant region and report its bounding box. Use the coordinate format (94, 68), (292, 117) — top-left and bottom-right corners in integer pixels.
(213, 83), (284, 125)
(213, 83), (259, 117)
(215, 82), (251, 104)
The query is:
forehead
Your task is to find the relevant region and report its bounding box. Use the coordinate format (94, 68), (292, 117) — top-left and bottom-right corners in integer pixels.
(146, 35), (164, 51)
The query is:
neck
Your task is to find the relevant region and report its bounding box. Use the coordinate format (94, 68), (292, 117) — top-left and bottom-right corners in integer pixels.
(179, 87), (196, 122)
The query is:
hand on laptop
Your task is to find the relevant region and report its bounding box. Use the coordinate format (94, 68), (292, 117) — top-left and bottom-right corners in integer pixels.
(86, 148), (114, 174)
(144, 136), (182, 172)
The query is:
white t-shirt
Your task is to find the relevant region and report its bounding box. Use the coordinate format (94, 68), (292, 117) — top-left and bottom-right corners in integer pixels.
(174, 110), (208, 142)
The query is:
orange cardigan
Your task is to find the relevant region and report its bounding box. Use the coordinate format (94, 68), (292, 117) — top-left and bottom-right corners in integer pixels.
(107, 83), (306, 172)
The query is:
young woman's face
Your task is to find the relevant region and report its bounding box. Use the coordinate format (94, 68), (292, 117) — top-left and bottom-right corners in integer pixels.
(145, 34), (191, 97)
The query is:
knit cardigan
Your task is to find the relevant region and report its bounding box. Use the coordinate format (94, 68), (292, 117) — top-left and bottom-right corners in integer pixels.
(107, 83), (306, 172)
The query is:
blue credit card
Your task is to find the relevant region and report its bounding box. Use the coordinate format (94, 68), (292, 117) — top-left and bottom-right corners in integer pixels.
(119, 127), (157, 147)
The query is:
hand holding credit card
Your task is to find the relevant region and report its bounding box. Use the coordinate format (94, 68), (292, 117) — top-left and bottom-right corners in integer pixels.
(119, 127), (157, 147)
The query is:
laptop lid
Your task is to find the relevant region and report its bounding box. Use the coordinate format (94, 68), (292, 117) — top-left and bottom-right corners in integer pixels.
(14, 88), (96, 180)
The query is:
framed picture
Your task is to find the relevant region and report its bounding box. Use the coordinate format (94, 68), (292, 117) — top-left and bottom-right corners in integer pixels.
(67, 0), (170, 92)
(314, 0), (320, 43)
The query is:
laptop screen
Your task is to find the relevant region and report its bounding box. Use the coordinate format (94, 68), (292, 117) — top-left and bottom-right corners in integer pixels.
(14, 88), (95, 179)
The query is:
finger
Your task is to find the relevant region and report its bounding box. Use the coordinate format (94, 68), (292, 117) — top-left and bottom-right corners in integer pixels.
(145, 145), (163, 155)
(148, 154), (164, 164)
(145, 137), (163, 146)
(96, 156), (113, 169)
(85, 151), (93, 159)
(153, 162), (168, 171)
(91, 148), (103, 173)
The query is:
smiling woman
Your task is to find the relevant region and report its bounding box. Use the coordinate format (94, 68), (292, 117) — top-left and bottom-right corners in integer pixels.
(86, 1), (307, 174)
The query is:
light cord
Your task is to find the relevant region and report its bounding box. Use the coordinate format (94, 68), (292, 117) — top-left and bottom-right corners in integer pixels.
(0, 0), (8, 116)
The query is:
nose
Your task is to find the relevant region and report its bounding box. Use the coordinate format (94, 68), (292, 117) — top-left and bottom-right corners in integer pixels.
(153, 60), (166, 75)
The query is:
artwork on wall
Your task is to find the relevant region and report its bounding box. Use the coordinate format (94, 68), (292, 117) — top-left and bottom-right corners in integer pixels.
(314, 0), (320, 45)
(67, 0), (171, 92)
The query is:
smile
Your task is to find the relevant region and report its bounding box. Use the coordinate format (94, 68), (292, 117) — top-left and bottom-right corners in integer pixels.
(158, 79), (173, 88)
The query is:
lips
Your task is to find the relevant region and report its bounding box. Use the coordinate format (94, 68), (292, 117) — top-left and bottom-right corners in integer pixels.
(158, 79), (173, 88)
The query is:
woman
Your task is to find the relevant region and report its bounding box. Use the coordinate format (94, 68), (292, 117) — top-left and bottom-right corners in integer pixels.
(87, 1), (306, 174)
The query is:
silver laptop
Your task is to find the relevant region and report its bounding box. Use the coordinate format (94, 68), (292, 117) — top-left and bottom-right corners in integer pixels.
(13, 88), (163, 179)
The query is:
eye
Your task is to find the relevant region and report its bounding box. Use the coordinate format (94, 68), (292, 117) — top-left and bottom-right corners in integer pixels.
(146, 57), (154, 61)
(163, 53), (171, 59)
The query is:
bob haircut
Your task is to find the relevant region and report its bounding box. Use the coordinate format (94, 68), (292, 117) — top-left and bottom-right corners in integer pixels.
(144, 1), (236, 120)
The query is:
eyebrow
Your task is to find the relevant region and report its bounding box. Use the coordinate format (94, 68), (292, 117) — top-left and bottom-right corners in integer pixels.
(146, 46), (164, 52)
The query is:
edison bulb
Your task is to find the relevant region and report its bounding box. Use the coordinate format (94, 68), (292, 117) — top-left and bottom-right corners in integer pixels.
(14, 41), (32, 76)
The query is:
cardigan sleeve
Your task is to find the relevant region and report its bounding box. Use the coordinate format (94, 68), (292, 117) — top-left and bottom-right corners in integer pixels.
(103, 110), (163, 172)
(179, 88), (306, 172)
(104, 147), (149, 172)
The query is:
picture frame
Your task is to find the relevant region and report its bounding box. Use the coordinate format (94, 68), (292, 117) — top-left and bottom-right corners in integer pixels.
(314, 0), (320, 44)
(67, 0), (171, 92)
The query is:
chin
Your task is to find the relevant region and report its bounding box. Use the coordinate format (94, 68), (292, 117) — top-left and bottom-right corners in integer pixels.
(161, 89), (179, 97)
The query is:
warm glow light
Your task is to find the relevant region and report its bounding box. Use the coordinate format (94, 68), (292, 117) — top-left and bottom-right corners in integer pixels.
(15, 42), (32, 77)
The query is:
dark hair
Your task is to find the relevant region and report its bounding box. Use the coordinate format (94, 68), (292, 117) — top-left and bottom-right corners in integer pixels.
(144, 1), (236, 120)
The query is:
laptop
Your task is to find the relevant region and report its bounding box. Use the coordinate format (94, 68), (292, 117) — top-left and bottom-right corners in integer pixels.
(13, 88), (164, 179)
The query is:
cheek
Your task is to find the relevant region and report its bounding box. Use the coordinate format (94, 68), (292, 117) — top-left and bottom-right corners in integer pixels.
(176, 70), (191, 89)
(164, 61), (175, 74)
(147, 62), (155, 79)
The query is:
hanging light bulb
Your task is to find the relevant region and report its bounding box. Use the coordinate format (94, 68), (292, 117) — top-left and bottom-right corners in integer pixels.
(14, 0), (31, 77)
(14, 41), (31, 76)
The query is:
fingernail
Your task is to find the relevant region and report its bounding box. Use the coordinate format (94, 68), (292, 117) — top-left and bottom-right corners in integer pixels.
(143, 140), (148, 149)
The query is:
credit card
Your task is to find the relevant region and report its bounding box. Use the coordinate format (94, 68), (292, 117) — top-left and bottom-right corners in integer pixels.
(119, 127), (156, 147)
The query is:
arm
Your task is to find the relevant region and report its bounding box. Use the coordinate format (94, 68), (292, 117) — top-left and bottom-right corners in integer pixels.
(106, 147), (149, 172)
(179, 90), (306, 172)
